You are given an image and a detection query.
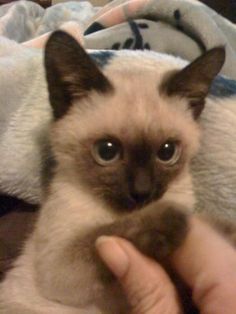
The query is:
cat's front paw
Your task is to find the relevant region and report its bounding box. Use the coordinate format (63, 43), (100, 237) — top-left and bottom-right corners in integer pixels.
(134, 205), (190, 261)
(93, 204), (190, 264)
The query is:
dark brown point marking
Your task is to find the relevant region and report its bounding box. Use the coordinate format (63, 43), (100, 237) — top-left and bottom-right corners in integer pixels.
(76, 137), (186, 213)
(45, 30), (113, 120)
(160, 47), (225, 119)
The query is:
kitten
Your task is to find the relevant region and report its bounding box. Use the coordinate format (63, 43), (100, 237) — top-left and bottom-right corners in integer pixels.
(0, 31), (227, 313)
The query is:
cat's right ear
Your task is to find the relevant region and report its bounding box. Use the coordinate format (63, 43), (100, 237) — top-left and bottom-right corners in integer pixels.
(44, 30), (113, 120)
(161, 47), (225, 119)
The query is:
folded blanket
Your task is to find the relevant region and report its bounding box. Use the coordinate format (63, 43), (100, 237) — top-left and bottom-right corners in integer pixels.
(0, 0), (236, 220)
(2, 0), (236, 77)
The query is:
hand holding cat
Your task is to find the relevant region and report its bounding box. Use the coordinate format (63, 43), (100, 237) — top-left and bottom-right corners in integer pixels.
(96, 217), (236, 314)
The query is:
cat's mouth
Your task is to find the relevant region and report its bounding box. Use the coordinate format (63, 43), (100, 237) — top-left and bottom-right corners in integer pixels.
(105, 188), (166, 212)
(129, 196), (151, 211)
(114, 194), (156, 212)
(126, 187), (168, 211)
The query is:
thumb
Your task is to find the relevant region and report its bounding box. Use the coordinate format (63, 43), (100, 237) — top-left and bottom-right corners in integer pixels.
(96, 236), (181, 314)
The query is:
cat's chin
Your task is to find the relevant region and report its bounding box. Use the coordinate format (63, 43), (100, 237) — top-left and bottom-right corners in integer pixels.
(108, 197), (157, 213)
(105, 190), (166, 213)
(106, 197), (140, 212)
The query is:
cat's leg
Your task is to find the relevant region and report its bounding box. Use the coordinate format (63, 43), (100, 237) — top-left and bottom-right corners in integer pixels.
(0, 305), (38, 314)
(0, 240), (105, 314)
(0, 303), (101, 314)
(33, 201), (189, 311)
(88, 202), (196, 314)
(89, 202), (190, 263)
(89, 202), (193, 313)
(0, 276), (103, 314)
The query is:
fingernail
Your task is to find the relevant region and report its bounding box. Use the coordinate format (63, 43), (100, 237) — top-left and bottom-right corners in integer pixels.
(95, 236), (129, 278)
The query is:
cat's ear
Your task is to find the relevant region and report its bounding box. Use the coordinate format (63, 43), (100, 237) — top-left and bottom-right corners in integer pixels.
(162, 47), (225, 119)
(44, 30), (113, 119)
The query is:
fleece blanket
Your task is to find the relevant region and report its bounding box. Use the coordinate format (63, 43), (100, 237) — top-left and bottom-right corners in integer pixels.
(0, 0), (236, 219)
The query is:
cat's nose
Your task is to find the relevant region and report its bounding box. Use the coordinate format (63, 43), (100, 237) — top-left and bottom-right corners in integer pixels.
(130, 191), (151, 205)
(130, 169), (152, 205)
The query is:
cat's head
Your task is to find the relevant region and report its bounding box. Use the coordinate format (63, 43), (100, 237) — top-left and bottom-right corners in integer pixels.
(44, 31), (225, 211)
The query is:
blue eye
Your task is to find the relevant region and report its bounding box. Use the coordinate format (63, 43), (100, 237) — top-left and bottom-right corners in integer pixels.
(93, 140), (121, 165)
(157, 141), (181, 165)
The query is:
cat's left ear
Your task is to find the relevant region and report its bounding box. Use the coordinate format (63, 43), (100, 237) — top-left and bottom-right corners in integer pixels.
(162, 47), (225, 119)
(44, 30), (113, 120)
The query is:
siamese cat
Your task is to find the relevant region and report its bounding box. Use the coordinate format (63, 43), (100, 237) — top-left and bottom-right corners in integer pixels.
(0, 31), (232, 314)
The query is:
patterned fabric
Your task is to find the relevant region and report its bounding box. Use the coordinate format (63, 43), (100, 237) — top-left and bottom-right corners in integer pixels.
(1, 0), (236, 77)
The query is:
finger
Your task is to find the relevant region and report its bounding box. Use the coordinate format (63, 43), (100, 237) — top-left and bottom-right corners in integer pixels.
(172, 217), (236, 314)
(96, 236), (182, 314)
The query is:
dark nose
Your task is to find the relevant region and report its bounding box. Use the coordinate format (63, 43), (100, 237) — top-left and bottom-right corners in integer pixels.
(130, 169), (152, 205)
(130, 191), (151, 205)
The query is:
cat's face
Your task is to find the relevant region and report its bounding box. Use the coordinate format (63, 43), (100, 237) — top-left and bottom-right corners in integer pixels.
(44, 31), (225, 211)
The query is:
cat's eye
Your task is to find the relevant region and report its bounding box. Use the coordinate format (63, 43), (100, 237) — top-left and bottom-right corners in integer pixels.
(92, 139), (121, 166)
(156, 141), (181, 165)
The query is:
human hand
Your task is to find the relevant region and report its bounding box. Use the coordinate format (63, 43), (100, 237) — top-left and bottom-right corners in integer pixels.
(95, 217), (236, 314)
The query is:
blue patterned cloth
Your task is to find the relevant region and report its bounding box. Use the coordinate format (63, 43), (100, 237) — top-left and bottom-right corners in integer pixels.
(210, 76), (236, 98)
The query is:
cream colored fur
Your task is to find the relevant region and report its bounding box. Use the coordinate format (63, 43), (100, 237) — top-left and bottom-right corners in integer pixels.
(193, 96), (236, 218)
